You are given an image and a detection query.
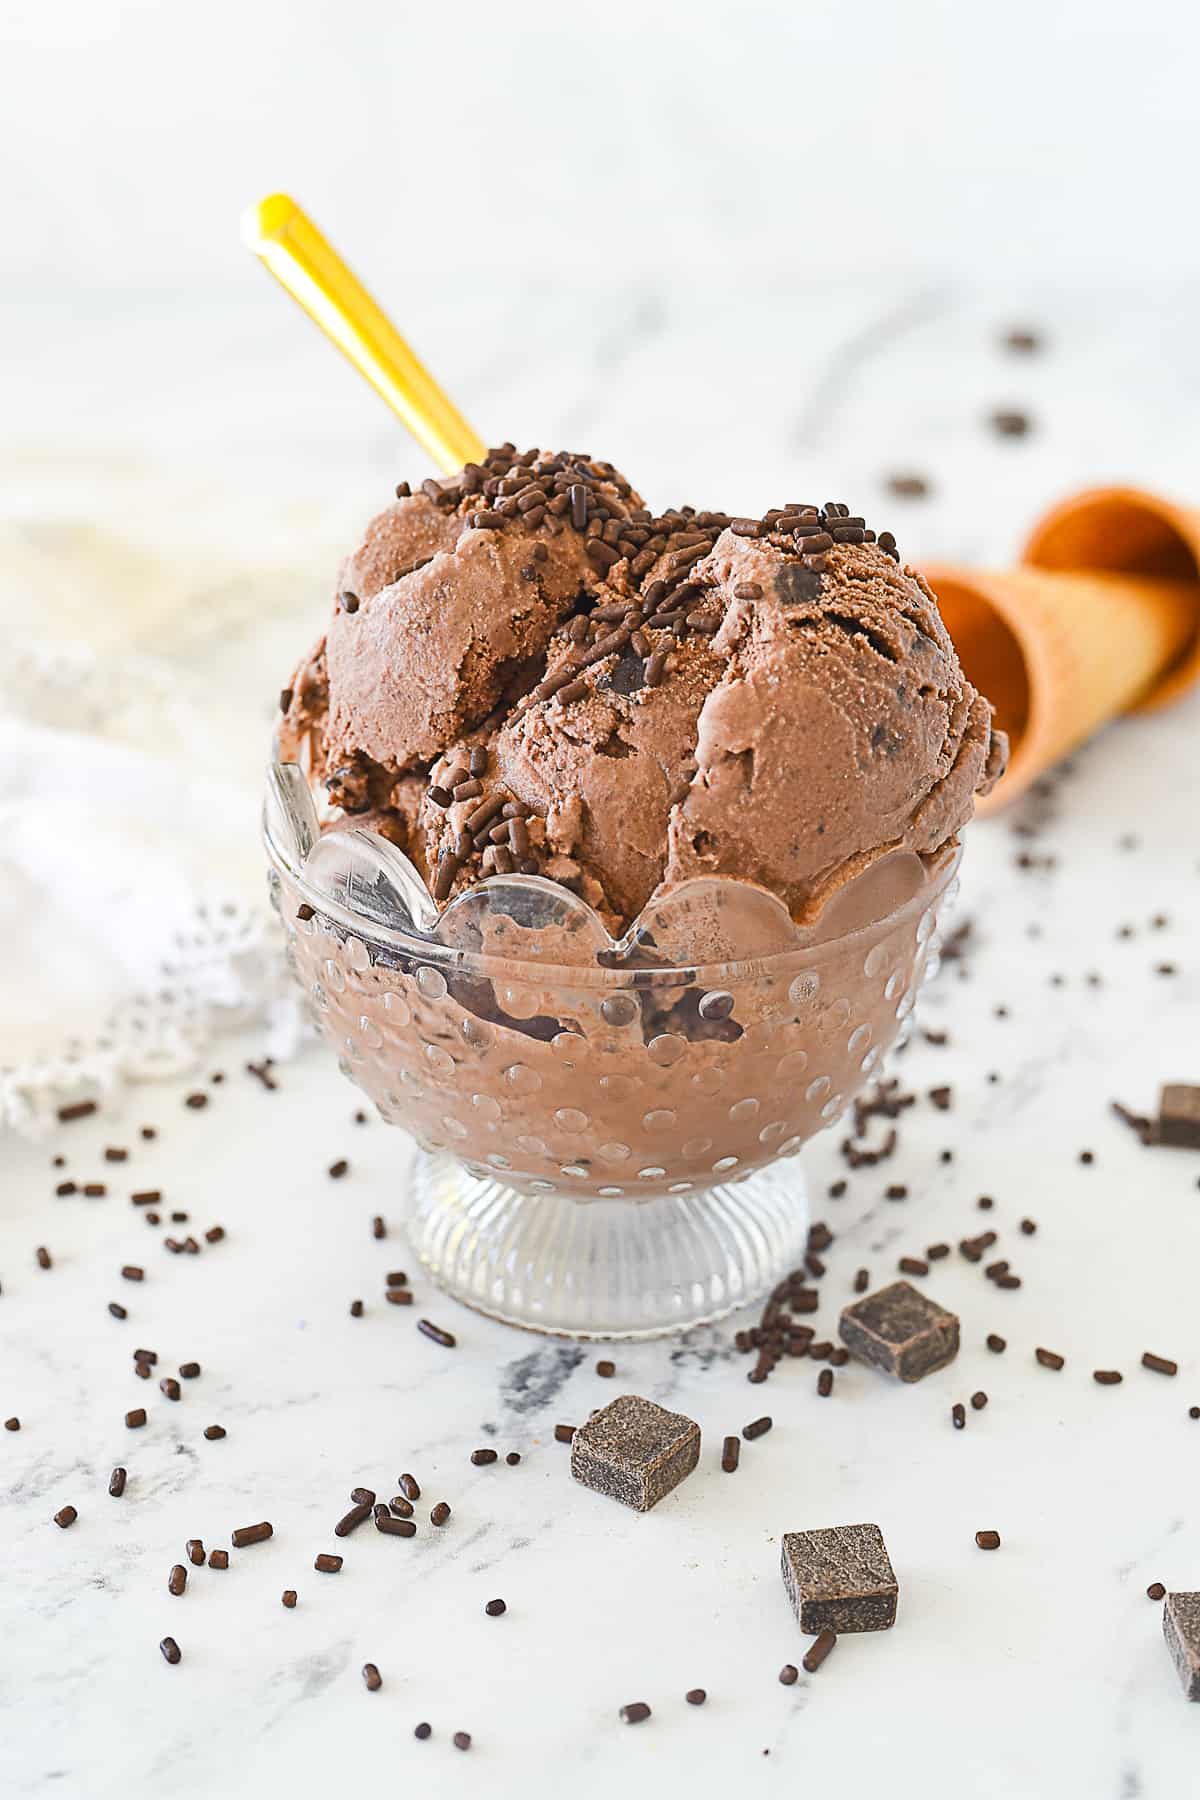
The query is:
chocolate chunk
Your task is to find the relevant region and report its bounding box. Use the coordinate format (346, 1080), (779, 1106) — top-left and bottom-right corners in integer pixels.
(781, 1523), (898, 1634)
(774, 563), (824, 605)
(1159, 1085), (1200, 1151)
(838, 1280), (959, 1382)
(1164, 1593), (1200, 1699)
(600, 648), (646, 696)
(570, 1394), (700, 1512)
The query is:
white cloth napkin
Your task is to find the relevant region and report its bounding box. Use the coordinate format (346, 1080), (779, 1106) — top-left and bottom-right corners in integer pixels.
(0, 639), (299, 1135)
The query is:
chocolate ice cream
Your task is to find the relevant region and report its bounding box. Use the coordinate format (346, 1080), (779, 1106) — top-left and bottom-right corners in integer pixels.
(279, 445), (1005, 933)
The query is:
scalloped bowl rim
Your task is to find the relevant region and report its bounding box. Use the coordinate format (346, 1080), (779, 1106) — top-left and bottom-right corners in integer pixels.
(264, 793), (961, 986)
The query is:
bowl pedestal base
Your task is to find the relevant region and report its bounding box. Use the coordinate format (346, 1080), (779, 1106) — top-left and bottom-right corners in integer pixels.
(407, 1152), (810, 1340)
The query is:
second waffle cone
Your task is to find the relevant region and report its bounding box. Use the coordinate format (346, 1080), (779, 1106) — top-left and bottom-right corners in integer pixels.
(926, 486), (1200, 810)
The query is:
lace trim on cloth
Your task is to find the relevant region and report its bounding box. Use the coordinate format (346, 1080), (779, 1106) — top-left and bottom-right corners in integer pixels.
(0, 897), (303, 1136)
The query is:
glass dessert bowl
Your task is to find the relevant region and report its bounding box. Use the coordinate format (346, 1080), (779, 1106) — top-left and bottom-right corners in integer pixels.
(266, 763), (959, 1338)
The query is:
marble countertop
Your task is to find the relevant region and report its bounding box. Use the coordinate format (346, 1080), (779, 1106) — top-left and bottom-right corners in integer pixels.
(3, 278), (1200, 1797)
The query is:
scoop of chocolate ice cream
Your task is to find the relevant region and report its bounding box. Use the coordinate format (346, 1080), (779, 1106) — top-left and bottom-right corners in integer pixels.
(278, 449), (1005, 931)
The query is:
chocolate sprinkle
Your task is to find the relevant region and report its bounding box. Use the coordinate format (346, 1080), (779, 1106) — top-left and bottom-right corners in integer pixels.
(374, 1508), (417, 1539)
(231, 1522), (273, 1548)
(334, 1502), (372, 1538)
(417, 1318), (455, 1347)
(802, 1630), (838, 1673)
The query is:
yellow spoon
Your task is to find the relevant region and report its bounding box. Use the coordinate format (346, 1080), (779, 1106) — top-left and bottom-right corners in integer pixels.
(241, 193), (486, 475)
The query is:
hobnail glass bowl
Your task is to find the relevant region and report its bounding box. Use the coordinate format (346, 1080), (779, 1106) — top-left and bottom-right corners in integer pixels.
(265, 763), (959, 1338)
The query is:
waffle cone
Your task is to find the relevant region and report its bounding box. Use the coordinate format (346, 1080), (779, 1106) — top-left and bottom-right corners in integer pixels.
(1022, 486), (1200, 711)
(925, 563), (1197, 811)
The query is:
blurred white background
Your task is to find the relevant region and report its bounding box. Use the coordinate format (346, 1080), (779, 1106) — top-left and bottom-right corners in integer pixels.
(3, 0), (1198, 292)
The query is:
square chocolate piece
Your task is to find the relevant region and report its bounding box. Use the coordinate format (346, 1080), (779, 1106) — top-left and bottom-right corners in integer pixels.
(1159, 1085), (1200, 1151)
(839, 1279), (959, 1382)
(1163, 1592), (1200, 1699)
(781, 1523), (898, 1634)
(570, 1394), (700, 1512)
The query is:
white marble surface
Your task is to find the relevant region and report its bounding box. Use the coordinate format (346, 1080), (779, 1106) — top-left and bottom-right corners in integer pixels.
(2, 269), (1200, 1798)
